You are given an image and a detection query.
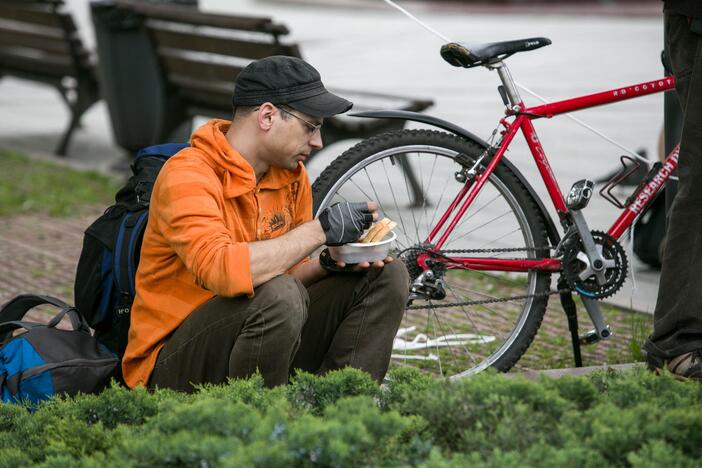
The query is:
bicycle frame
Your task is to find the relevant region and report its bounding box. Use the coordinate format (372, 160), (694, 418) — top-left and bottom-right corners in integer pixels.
(422, 73), (678, 274)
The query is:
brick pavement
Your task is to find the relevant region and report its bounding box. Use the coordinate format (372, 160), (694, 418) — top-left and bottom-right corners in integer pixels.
(0, 208), (101, 322)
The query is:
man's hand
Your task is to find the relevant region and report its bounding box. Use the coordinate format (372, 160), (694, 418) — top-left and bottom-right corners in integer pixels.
(335, 255), (394, 271)
(318, 201), (379, 246)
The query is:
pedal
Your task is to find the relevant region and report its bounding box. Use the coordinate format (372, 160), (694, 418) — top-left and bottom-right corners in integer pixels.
(566, 179), (594, 211)
(579, 325), (611, 345)
(579, 329), (601, 345)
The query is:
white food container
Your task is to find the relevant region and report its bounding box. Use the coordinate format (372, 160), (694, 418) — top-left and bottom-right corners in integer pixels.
(328, 231), (397, 264)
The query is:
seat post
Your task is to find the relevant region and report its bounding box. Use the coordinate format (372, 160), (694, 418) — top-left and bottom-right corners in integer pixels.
(493, 62), (523, 108)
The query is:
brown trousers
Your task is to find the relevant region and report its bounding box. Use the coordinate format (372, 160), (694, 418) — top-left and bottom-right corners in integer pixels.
(148, 260), (409, 391)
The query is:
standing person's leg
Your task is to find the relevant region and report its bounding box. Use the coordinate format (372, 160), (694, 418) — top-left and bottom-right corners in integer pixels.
(149, 275), (308, 391)
(291, 260), (409, 383)
(645, 13), (702, 376)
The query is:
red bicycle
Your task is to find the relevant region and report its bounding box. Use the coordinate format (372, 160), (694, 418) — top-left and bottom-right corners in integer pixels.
(312, 37), (678, 378)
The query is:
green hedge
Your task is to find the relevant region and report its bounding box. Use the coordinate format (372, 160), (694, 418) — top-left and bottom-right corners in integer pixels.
(1, 368), (701, 467)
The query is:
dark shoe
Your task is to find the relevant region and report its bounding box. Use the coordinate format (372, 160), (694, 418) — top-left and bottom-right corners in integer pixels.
(666, 350), (702, 380)
(645, 351), (665, 372)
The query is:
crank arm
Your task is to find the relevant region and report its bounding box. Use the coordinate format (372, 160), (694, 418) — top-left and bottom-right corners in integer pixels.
(580, 297), (611, 341)
(570, 210), (608, 284)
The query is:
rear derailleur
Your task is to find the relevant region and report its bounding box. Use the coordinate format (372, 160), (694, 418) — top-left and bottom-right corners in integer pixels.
(409, 268), (447, 302)
(404, 245), (447, 302)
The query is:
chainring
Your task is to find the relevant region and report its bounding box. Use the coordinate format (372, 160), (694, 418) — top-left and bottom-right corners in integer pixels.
(562, 230), (627, 299)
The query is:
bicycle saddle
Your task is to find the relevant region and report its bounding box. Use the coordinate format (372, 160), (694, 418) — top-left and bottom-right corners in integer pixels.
(441, 37), (551, 68)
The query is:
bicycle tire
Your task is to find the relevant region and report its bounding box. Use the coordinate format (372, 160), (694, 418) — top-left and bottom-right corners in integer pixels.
(312, 129), (552, 377)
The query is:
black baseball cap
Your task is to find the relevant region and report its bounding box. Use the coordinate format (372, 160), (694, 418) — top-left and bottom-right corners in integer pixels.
(231, 56), (353, 118)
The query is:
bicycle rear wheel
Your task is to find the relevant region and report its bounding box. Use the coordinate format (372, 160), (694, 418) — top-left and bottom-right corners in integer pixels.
(313, 130), (553, 378)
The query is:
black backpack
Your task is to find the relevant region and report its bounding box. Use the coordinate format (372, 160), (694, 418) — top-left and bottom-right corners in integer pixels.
(0, 294), (119, 405)
(74, 143), (188, 357)
(633, 192), (667, 269)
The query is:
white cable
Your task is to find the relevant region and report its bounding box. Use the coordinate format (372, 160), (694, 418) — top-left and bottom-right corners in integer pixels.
(381, 0), (453, 43)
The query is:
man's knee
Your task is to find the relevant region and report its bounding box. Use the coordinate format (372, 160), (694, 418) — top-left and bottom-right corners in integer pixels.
(373, 260), (410, 320)
(253, 275), (309, 333)
(379, 260), (410, 300)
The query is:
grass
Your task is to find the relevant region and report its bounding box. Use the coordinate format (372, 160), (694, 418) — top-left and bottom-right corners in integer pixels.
(0, 150), (120, 216)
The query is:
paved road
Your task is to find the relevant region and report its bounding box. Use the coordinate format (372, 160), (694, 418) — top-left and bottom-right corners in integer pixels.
(0, 0), (665, 313)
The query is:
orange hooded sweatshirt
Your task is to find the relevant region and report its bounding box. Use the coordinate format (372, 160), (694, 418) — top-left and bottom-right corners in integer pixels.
(122, 119), (312, 388)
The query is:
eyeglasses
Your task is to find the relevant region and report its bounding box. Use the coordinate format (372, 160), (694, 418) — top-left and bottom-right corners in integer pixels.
(278, 107), (323, 137)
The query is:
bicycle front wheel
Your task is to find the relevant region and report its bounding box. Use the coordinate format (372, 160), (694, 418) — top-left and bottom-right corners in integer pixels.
(313, 130), (553, 378)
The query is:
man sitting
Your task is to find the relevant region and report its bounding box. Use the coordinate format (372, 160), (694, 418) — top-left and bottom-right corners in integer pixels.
(121, 56), (409, 391)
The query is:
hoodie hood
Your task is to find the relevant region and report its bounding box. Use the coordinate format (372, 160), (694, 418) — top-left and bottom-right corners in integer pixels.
(190, 120), (303, 199)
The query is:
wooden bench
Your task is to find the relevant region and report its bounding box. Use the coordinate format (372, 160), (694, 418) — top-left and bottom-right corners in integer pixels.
(108, 1), (433, 158)
(0, 0), (99, 156)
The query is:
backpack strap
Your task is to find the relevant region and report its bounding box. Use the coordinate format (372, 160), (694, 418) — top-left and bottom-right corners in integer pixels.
(0, 294), (72, 323)
(113, 211), (149, 301)
(135, 143), (189, 159)
(46, 307), (88, 331)
(0, 321), (40, 346)
(0, 294), (88, 343)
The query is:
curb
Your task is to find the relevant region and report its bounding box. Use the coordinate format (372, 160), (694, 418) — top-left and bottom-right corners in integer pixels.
(504, 362), (645, 380)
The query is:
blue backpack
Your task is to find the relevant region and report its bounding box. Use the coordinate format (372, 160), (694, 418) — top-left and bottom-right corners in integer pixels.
(74, 143), (188, 357)
(0, 294), (119, 405)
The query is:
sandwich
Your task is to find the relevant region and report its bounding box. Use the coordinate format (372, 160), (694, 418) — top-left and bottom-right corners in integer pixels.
(360, 217), (397, 243)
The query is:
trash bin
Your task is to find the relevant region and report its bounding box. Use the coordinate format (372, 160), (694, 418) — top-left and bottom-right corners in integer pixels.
(91, 1), (193, 155)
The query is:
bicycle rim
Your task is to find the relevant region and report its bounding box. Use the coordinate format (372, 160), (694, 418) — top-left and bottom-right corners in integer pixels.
(313, 131), (551, 378)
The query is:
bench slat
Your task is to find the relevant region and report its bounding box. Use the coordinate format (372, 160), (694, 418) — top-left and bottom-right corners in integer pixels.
(170, 75), (235, 116)
(171, 74), (231, 95)
(149, 27), (300, 61)
(0, 4), (69, 30)
(180, 88), (231, 114)
(187, 104), (231, 120)
(117, 1), (288, 36)
(329, 88), (434, 112)
(0, 26), (70, 55)
(160, 53), (243, 84)
(4, 0), (64, 5)
(0, 49), (74, 78)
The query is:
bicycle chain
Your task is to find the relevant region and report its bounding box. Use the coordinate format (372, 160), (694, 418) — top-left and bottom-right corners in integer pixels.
(403, 245), (562, 310)
(408, 289), (568, 310)
(438, 246), (554, 254)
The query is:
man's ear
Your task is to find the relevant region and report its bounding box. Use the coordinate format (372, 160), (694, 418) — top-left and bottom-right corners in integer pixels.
(257, 102), (276, 131)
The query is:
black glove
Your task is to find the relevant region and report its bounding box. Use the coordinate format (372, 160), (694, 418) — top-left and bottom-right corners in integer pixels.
(318, 202), (374, 246)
